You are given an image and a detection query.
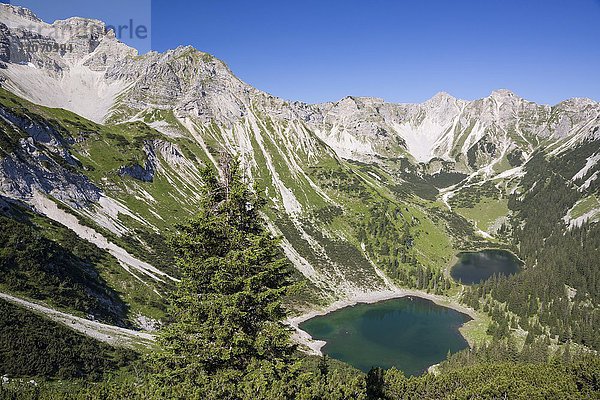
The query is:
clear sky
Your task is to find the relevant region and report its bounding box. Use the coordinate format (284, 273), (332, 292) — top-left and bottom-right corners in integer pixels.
(6, 0), (600, 104)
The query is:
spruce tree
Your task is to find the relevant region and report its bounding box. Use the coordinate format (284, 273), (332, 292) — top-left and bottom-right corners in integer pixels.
(152, 154), (297, 384)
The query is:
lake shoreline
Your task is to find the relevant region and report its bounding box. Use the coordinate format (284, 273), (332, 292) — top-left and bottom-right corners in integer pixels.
(287, 287), (479, 355)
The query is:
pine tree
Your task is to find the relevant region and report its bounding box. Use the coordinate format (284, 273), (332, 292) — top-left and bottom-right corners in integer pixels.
(151, 154), (297, 384)
(318, 355), (330, 383)
(366, 367), (385, 400)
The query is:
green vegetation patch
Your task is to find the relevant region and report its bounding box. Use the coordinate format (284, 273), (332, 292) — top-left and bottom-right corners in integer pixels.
(568, 194), (600, 221)
(0, 299), (137, 380)
(455, 197), (509, 232)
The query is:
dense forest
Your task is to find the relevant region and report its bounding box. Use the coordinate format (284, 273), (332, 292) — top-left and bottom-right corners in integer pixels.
(0, 299), (136, 380)
(357, 201), (453, 293)
(462, 150), (600, 350)
(2, 356), (598, 399)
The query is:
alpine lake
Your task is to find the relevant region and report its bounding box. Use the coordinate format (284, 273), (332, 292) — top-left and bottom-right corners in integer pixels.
(450, 249), (523, 285)
(300, 250), (523, 375)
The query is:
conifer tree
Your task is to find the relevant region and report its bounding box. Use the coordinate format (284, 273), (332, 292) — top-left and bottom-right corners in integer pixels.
(152, 154), (297, 384)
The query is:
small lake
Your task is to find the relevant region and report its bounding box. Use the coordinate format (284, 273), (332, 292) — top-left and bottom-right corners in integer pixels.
(299, 296), (471, 375)
(450, 249), (523, 285)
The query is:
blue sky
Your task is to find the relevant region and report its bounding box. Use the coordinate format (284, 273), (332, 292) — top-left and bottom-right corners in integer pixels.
(7, 0), (600, 104)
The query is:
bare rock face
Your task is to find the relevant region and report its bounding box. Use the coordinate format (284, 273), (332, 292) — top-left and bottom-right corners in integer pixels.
(0, 103), (101, 209)
(0, 138), (101, 209)
(51, 17), (105, 58)
(118, 163), (154, 182)
(0, 23), (10, 65)
(1, 4), (42, 25)
(118, 141), (159, 182)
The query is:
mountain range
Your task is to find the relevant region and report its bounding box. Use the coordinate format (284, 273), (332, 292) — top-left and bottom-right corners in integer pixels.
(0, 2), (599, 337)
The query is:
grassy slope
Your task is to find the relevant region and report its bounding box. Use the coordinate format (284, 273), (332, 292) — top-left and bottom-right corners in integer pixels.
(456, 197), (509, 232)
(568, 194), (600, 221)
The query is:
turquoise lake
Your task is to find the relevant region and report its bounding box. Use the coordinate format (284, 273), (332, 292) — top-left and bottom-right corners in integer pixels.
(299, 296), (471, 375)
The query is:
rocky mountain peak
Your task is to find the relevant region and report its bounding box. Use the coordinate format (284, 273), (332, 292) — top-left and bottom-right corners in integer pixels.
(557, 97), (598, 109)
(489, 88), (520, 101)
(427, 91), (456, 103)
(0, 4), (43, 26)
